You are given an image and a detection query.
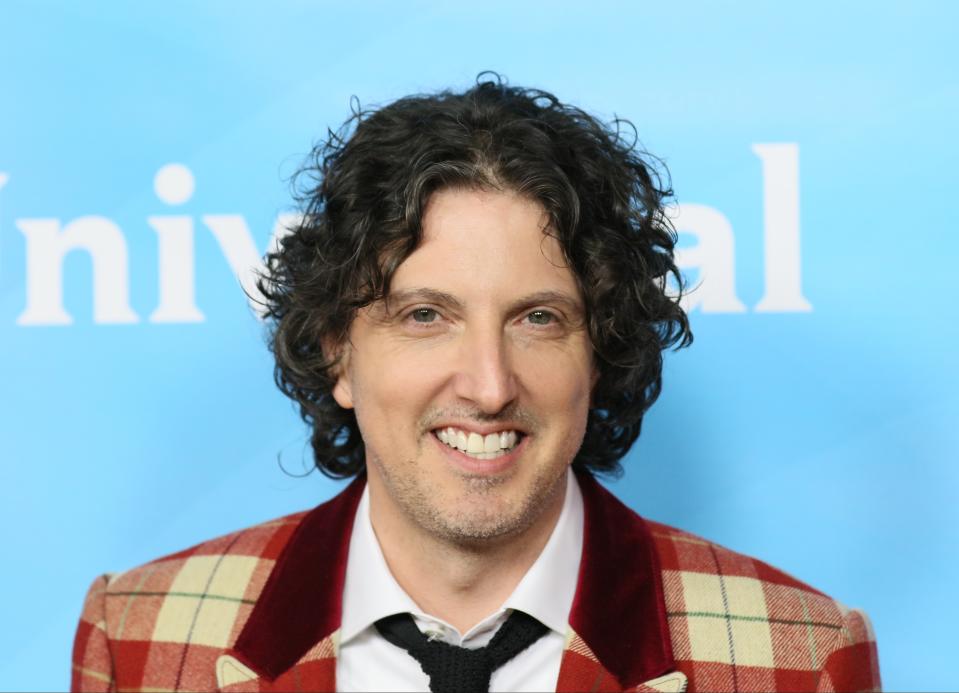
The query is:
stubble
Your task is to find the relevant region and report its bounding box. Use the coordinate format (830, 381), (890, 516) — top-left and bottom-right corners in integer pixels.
(369, 446), (568, 549)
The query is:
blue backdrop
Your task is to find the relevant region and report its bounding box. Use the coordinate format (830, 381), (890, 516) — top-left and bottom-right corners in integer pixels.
(2, 2), (956, 690)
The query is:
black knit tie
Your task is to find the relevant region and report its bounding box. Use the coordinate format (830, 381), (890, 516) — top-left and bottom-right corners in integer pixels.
(375, 609), (549, 693)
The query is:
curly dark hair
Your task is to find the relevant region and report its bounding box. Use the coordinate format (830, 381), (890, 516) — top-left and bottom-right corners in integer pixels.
(258, 74), (692, 480)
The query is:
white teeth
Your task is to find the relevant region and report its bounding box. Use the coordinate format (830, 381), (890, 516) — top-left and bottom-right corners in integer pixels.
(467, 432), (484, 453)
(436, 426), (522, 459)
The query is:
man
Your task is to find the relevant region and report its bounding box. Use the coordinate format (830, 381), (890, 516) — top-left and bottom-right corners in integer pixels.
(72, 76), (881, 692)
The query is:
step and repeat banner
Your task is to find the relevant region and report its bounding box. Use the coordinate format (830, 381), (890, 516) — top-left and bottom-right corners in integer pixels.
(1, 2), (956, 690)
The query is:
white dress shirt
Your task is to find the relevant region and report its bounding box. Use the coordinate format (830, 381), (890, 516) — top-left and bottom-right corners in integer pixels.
(336, 468), (584, 692)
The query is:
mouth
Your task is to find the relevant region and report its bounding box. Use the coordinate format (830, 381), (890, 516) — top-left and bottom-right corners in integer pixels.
(432, 426), (526, 461)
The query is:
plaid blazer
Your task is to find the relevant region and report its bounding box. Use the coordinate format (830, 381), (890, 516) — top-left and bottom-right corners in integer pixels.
(72, 471), (880, 692)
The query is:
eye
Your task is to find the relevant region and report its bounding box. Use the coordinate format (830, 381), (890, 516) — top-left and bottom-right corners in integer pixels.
(409, 307), (439, 323)
(526, 310), (556, 326)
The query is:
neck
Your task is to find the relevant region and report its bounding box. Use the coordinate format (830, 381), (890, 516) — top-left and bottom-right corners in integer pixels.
(367, 472), (567, 635)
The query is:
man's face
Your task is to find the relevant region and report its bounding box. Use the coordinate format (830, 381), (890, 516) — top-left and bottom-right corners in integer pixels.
(333, 188), (596, 544)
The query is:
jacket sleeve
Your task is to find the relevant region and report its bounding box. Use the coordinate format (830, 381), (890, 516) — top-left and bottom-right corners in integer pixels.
(71, 574), (116, 692)
(816, 607), (881, 692)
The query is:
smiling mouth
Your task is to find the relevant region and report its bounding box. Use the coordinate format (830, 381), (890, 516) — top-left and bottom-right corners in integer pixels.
(433, 427), (525, 460)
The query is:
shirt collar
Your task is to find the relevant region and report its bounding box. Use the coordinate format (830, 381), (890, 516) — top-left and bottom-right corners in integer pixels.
(339, 482), (421, 644)
(499, 467), (583, 635)
(339, 467), (584, 644)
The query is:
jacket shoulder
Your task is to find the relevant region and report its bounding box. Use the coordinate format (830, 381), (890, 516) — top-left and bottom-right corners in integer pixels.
(645, 520), (880, 691)
(107, 508), (309, 598)
(72, 510), (309, 691)
(647, 519), (830, 596)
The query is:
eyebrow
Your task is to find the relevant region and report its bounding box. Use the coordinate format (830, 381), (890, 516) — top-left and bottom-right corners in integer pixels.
(385, 288), (463, 313)
(384, 287), (584, 316)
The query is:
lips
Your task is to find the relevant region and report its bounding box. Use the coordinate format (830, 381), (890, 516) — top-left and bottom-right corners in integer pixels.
(431, 426), (528, 476)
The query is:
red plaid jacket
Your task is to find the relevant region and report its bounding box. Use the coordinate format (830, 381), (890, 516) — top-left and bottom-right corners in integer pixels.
(72, 471), (880, 692)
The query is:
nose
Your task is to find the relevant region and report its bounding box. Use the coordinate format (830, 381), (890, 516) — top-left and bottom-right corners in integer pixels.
(452, 324), (519, 414)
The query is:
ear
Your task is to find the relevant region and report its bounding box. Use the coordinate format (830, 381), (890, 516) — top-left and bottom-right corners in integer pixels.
(333, 372), (354, 410)
(325, 337), (354, 410)
(588, 362), (601, 406)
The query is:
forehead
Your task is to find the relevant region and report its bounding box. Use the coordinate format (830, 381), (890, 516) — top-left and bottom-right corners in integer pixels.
(388, 188), (582, 303)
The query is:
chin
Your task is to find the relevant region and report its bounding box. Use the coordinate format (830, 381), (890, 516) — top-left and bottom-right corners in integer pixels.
(424, 510), (533, 545)
(425, 473), (563, 544)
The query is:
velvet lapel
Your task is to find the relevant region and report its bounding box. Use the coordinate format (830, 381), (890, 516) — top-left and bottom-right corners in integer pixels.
(556, 470), (676, 692)
(220, 474), (366, 690)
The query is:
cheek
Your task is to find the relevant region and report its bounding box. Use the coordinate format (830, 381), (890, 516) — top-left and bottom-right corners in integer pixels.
(350, 351), (444, 434)
(517, 344), (594, 415)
